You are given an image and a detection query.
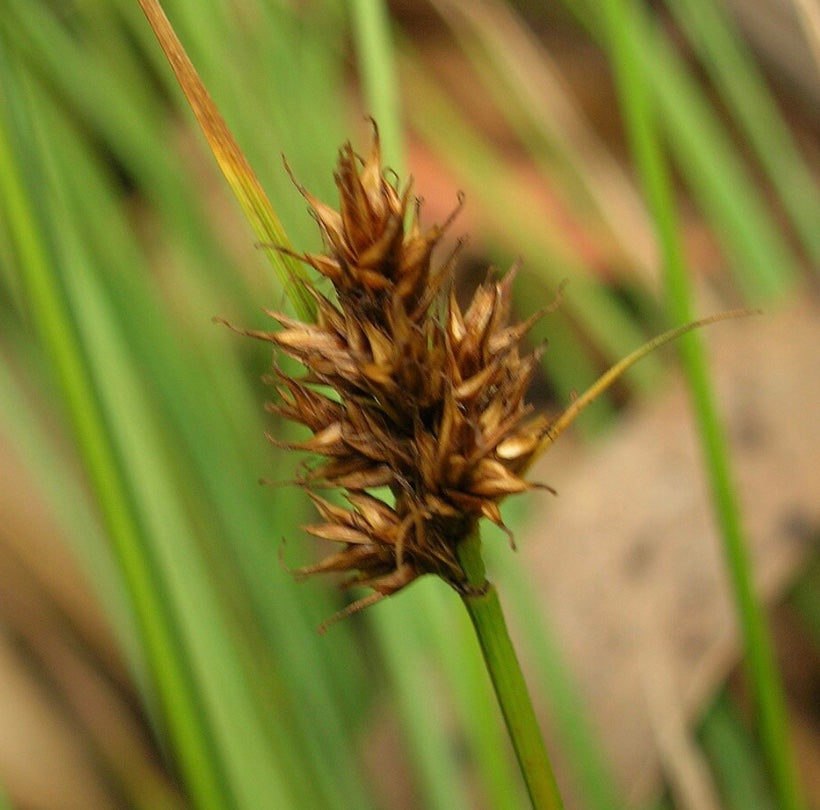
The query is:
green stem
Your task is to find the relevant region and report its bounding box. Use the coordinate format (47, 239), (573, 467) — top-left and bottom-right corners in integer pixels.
(457, 529), (564, 810)
(601, 2), (804, 809)
(349, 0), (403, 171)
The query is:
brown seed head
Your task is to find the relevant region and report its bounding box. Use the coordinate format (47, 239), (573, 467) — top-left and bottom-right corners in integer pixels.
(241, 123), (554, 629)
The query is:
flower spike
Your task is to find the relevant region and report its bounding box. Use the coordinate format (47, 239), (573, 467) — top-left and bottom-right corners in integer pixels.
(232, 124), (754, 628)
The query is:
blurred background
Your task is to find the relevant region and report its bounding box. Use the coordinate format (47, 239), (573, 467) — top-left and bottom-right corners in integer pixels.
(1, 1), (819, 808)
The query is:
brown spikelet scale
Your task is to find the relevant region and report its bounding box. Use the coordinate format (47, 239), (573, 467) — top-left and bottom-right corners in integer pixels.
(239, 124), (557, 629)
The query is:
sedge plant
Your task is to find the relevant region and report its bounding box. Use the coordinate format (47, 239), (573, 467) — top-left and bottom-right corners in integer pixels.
(137, 2), (754, 807)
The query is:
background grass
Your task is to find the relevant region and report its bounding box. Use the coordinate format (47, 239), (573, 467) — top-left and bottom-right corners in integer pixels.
(1, 1), (818, 808)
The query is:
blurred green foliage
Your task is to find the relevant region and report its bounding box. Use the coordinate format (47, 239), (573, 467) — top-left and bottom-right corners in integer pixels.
(0, 1), (817, 808)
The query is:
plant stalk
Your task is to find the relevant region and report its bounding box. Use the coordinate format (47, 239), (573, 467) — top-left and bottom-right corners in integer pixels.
(601, 2), (805, 808)
(458, 529), (564, 810)
(136, 0), (315, 321)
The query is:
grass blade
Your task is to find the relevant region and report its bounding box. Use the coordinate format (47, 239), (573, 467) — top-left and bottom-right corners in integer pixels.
(136, 0), (315, 321)
(599, 2), (805, 808)
(699, 694), (777, 810)
(0, 48), (233, 810)
(665, 0), (820, 265)
(350, 0), (403, 167)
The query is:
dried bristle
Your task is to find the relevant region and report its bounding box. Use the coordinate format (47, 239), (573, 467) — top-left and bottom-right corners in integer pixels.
(246, 122), (555, 625)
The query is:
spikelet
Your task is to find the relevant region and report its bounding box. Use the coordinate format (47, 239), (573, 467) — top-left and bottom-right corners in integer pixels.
(235, 123), (558, 629)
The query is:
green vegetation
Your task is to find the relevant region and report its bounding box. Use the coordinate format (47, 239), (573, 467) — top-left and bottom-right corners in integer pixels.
(1, 1), (817, 808)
